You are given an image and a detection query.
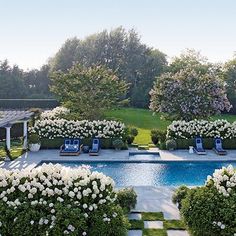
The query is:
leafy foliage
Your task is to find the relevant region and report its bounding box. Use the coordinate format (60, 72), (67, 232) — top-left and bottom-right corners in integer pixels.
(50, 64), (128, 119)
(0, 164), (129, 236)
(150, 68), (231, 120)
(179, 165), (236, 236)
(49, 27), (167, 108)
(116, 188), (137, 213)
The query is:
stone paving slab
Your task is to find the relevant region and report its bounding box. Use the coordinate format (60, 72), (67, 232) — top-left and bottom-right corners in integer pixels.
(167, 230), (189, 236)
(133, 186), (180, 220)
(128, 213), (142, 220)
(144, 220), (163, 229)
(127, 230), (142, 236)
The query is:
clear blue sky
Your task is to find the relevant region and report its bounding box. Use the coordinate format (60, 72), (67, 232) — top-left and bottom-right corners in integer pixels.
(0, 0), (235, 70)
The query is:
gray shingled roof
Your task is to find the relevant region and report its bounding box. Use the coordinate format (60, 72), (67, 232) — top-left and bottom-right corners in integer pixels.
(0, 110), (33, 127)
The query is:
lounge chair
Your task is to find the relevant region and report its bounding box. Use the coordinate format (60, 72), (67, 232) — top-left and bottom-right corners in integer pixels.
(89, 138), (100, 156)
(60, 139), (81, 156)
(193, 137), (206, 155)
(213, 138), (227, 155)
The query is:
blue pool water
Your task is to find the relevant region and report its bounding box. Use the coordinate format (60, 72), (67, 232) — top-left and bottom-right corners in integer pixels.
(43, 161), (236, 187)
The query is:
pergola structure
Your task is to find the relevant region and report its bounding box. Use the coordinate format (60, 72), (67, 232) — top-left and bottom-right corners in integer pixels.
(0, 110), (33, 150)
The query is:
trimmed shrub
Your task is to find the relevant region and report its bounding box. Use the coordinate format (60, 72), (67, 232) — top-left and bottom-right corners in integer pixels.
(116, 188), (137, 213)
(89, 204), (129, 236)
(0, 163), (129, 236)
(40, 138), (114, 149)
(0, 99), (59, 109)
(150, 129), (166, 145)
(29, 119), (125, 140)
(172, 186), (190, 209)
(179, 165), (236, 235)
(126, 135), (135, 145)
(112, 139), (124, 150)
(167, 119), (235, 140)
(28, 134), (40, 144)
(175, 138), (236, 149)
(166, 139), (177, 150)
(129, 127), (138, 137)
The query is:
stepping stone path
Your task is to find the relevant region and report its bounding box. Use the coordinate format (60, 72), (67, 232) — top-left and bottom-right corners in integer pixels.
(127, 211), (189, 236)
(167, 230), (189, 236)
(144, 220), (163, 229)
(128, 213), (142, 220)
(127, 230), (142, 236)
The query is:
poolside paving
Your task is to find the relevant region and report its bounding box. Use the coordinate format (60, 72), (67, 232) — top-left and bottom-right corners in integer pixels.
(132, 186), (180, 220)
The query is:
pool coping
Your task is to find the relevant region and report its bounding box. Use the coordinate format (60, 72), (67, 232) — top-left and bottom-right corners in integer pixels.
(39, 158), (236, 165)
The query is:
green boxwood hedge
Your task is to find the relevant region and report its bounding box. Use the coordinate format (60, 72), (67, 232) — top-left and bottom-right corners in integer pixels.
(176, 138), (236, 149)
(0, 99), (59, 109)
(41, 138), (114, 149)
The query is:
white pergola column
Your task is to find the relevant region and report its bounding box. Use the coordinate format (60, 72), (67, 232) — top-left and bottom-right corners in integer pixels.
(23, 120), (28, 149)
(5, 125), (11, 150)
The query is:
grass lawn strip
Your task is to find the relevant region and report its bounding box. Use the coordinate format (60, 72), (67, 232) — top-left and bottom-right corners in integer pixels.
(163, 220), (186, 230)
(141, 212), (165, 221)
(129, 220), (144, 229)
(143, 229), (167, 236)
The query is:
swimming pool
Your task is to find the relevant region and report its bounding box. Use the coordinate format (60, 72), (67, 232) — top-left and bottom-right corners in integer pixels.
(41, 161), (236, 187)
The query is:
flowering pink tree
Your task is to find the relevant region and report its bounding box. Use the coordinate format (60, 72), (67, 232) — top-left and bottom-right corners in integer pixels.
(149, 69), (232, 120)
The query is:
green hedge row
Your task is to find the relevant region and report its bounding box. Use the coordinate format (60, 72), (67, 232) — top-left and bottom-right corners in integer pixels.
(176, 138), (236, 149)
(0, 99), (59, 109)
(41, 138), (118, 149)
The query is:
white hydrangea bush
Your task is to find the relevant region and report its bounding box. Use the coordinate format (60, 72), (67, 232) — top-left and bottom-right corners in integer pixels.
(167, 119), (235, 140)
(41, 107), (70, 120)
(29, 119), (125, 140)
(0, 163), (127, 236)
(206, 165), (236, 197)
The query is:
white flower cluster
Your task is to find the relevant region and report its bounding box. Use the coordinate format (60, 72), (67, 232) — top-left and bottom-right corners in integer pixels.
(167, 119), (236, 140)
(41, 107), (70, 120)
(212, 221), (226, 230)
(206, 165), (236, 197)
(0, 163), (116, 233)
(29, 119), (125, 139)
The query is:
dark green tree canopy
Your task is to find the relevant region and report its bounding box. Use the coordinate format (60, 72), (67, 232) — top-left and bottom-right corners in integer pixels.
(50, 64), (129, 119)
(0, 60), (26, 98)
(223, 56), (236, 106)
(49, 27), (167, 107)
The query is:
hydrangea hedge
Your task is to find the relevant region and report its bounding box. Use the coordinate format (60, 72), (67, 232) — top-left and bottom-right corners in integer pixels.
(167, 119), (236, 140)
(0, 164), (129, 236)
(29, 119), (125, 140)
(40, 107), (70, 120)
(178, 165), (236, 236)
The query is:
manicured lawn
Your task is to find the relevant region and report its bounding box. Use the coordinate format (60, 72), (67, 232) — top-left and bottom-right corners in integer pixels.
(142, 212), (165, 221)
(143, 229), (167, 236)
(129, 220), (144, 229)
(0, 146), (25, 160)
(105, 108), (236, 145)
(163, 220), (186, 230)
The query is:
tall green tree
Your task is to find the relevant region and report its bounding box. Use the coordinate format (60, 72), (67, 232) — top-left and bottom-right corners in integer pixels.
(224, 56), (236, 110)
(23, 65), (52, 98)
(50, 64), (129, 119)
(0, 60), (26, 98)
(49, 27), (167, 107)
(150, 68), (231, 120)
